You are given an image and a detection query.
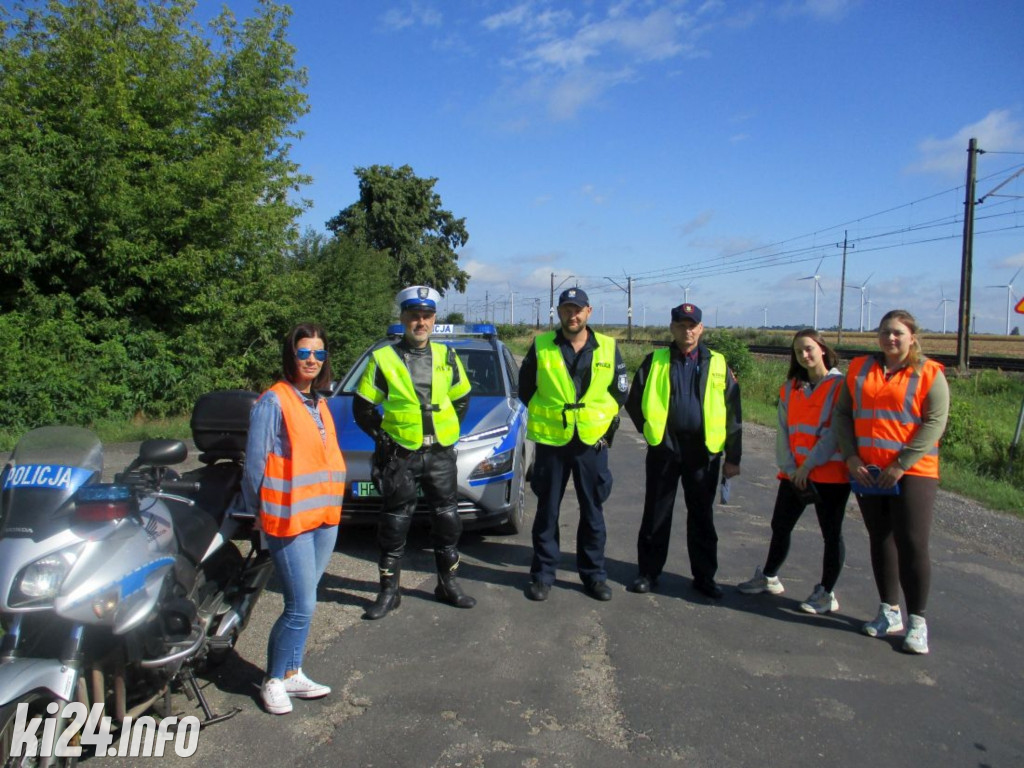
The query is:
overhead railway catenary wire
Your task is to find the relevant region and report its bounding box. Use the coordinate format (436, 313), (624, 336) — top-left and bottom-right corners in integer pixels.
(575, 219), (1023, 298)
(571, 161), (1023, 298)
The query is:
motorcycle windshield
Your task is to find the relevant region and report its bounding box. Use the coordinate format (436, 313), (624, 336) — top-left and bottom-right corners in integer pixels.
(0, 426), (103, 539)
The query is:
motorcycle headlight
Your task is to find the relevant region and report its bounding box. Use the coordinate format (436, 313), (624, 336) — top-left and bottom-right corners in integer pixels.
(11, 548), (81, 607)
(469, 448), (514, 480)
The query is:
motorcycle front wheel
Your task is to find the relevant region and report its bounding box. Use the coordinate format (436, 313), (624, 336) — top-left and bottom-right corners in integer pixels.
(0, 690), (79, 768)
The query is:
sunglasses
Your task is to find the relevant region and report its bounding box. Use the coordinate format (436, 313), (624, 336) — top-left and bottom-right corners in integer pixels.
(296, 348), (327, 362)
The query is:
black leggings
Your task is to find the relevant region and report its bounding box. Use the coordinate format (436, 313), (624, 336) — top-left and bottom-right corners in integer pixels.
(855, 474), (937, 616)
(763, 480), (850, 592)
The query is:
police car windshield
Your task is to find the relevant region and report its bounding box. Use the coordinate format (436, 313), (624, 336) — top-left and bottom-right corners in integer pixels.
(458, 349), (503, 397)
(335, 346), (505, 398)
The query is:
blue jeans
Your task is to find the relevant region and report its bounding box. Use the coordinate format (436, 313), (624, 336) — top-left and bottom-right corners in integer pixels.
(265, 523), (337, 678)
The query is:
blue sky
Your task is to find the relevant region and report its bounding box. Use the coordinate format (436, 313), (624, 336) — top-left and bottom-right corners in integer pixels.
(214, 1), (1023, 334)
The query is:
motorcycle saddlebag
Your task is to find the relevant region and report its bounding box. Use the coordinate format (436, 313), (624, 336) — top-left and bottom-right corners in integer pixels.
(191, 389), (259, 462)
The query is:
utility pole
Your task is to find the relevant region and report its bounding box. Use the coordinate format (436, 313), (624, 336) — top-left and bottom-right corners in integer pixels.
(837, 231), (854, 347)
(549, 273), (554, 328)
(956, 138), (982, 374)
(604, 276), (634, 340)
(627, 277), (633, 341)
(549, 273), (576, 327)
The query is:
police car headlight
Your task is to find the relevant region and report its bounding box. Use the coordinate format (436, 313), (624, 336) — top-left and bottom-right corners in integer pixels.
(11, 547), (81, 607)
(459, 426), (509, 444)
(469, 448), (514, 480)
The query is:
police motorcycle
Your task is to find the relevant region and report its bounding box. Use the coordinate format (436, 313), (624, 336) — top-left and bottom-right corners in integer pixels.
(0, 390), (272, 764)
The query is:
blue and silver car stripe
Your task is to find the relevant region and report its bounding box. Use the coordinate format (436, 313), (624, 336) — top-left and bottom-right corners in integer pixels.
(468, 409), (523, 486)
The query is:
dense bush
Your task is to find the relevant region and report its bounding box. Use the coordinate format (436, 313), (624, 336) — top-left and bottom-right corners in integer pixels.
(703, 328), (755, 381)
(495, 323), (531, 341)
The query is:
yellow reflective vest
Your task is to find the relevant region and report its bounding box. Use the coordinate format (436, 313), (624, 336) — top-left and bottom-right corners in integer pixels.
(356, 342), (470, 450)
(526, 331), (620, 446)
(640, 347), (728, 454)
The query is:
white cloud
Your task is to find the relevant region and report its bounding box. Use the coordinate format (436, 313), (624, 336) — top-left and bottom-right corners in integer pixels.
(483, 2), (721, 121)
(778, 0), (858, 22)
(464, 259), (509, 283)
(680, 210), (714, 235)
(580, 183), (608, 205)
(995, 253), (1024, 271)
(381, 3), (442, 31)
(906, 109), (1024, 177)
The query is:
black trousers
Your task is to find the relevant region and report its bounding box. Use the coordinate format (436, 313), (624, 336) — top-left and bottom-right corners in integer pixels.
(856, 474), (937, 615)
(636, 446), (720, 582)
(763, 479), (850, 592)
(530, 439), (613, 586)
(376, 444), (462, 561)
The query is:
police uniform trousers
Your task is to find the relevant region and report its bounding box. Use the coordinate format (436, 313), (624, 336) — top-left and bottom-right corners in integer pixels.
(636, 440), (720, 583)
(530, 438), (612, 586)
(377, 443), (461, 560)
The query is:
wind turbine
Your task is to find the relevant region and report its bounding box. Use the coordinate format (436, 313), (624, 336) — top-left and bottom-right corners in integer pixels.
(844, 273), (873, 332)
(936, 287), (954, 334)
(865, 292), (876, 331)
(987, 267), (1022, 336)
(761, 306), (768, 329)
(678, 281), (694, 304)
(798, 257), (826, 330)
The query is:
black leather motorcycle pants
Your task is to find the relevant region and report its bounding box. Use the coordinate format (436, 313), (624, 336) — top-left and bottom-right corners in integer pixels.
(376, 443), (462, 561)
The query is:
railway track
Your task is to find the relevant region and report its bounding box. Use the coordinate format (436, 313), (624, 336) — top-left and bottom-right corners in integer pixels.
(624, 338), (1023, 372)
(746, 345), (1024, 372)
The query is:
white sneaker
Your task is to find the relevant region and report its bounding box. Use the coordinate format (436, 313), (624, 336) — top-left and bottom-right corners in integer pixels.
(737, 567), (784, 595)
(282, 669), (331, 699)
(800, 584), (839, 614)
(902, 614), (929, 654)
(261, 677), (292, 715)
(862, 603), (904, 638)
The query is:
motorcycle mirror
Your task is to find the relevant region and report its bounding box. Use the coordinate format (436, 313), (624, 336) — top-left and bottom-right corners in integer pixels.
(138, 439), (188, 467)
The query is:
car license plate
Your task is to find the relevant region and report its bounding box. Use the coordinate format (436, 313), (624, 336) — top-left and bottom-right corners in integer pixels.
(349, 481), (424, 499)
(351, 481), (381, 498)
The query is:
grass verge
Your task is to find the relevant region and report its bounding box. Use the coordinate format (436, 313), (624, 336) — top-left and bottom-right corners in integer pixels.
(505, 332), (1024, 517)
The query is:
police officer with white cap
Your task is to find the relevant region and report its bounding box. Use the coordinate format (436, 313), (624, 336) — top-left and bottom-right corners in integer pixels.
(353, 285), (474, 619)
(518, 287), (628, 602)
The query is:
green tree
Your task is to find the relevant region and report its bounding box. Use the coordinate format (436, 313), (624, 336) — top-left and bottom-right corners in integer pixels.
(0, 0), (315, 428)
(289, 230), (397, 375)
(0, 0), (309, 334)
(325, 164), (470, 294)
(703, 328), (754, 381)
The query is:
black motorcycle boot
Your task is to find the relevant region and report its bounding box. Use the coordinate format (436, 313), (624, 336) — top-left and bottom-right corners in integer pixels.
(434, 548), (476, 609)
(363, 558), (401, 620)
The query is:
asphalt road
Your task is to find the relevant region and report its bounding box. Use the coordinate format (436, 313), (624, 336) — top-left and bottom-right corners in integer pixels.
(56, 423), (1024, 766)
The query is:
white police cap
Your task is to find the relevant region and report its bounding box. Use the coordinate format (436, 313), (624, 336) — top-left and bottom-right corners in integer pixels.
(397, 285), (441, 312)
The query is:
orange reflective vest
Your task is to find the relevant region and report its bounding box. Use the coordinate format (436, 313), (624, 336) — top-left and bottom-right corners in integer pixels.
(259, 382), (347, 537)
(778, 374), (848, 484)
(845, 356), (943, 479)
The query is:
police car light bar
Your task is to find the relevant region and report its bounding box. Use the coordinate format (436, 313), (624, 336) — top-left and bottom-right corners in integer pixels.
(387, 323), (497, 338)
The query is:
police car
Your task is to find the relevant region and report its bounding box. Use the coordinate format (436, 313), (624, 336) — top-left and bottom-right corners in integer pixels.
(327, 324), (533, 533)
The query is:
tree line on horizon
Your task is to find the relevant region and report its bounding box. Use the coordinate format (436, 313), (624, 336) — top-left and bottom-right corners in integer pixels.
(0, 0), (469, 431)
